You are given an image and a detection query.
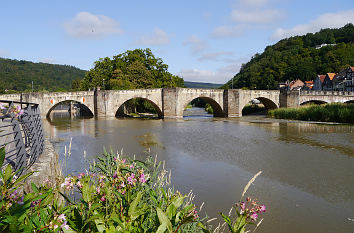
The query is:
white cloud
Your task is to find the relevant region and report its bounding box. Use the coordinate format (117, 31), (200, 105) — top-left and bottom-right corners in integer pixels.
(178, 63), (241, 83)
(231, 9), (284, 24)
(271, 9), (354, 41)
(183, 35), (208, 53)
(210, 25), (245, 38)
(135, 28), (170, 45)
(39, 58), (56, 64)
(198, 51), (234, 62)
(63, 12), (123, 39)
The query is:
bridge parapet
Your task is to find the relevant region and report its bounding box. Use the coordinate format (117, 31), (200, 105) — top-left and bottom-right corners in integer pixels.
(300, 90), (354, 96)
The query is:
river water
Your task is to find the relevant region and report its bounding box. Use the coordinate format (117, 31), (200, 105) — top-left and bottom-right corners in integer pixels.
(43, 108), (354, 233)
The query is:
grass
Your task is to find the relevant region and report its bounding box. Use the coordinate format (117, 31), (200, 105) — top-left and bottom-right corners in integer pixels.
(268, 103), (354, 123)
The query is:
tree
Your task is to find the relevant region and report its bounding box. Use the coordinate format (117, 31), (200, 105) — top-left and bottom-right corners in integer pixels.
(80, 48), (184, 90)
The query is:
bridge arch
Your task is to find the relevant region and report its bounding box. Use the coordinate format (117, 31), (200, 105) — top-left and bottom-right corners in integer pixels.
(240, 97), (278, 116)
(300, 100), (327, 105)
(180, 96), (225, 117)
(115, 97), (163, 118)
(46, 100), (94, 119)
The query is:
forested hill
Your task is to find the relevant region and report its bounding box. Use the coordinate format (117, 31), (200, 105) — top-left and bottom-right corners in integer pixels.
(0, 58), (86, 93)
(223, 23), (354, 89)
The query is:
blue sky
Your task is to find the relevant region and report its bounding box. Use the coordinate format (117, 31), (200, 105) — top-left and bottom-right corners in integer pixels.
(1, 0), (353, 83)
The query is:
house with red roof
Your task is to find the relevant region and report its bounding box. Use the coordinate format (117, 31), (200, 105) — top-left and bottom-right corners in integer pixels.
(313, 75), (326, 91)
(322, 73), (336, 91)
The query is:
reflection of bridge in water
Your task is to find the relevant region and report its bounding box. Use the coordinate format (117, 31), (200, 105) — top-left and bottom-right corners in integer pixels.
(0, 88), (353, 118)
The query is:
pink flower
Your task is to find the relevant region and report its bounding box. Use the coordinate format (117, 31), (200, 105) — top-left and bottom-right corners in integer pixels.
(250, 213), (258, 221)
(127, 173), (136, 185)
(113, 171), (118, 179)
(76, 181), (83, 189)
(122, 159), (126, 164)
(129, 164), (134, 169)
(78, 173), (85, 179)
(260, 204), (266, 213)
(100, 195), (106, 202)
(240, 202), (246, 210)
(139, 173), (146, 183)
(96, 187), (101, 194)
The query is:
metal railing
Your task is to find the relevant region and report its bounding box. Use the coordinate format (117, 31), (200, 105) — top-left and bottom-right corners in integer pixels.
(0, 100), (44, 176)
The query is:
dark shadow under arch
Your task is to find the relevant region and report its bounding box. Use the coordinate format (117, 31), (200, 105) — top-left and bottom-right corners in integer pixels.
(255, 97), (278, 109)
(300, 100), (327, 105)
(344, 100), (354, 104)
(115, 98), (163, 118)
(241, 97), (278, 116)
(183, 97), (225, 117)
(46, 100), (94, 119)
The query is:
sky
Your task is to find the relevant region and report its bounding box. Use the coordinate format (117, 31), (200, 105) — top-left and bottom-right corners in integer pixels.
(1, 0), (353, 84)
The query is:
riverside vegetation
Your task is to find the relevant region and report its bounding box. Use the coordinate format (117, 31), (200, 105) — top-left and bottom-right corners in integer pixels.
(268, 103), (354, 123)
(0, 146), (266, 233)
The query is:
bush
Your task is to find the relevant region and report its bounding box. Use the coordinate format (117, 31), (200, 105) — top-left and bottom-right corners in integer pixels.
(268, 103), (354, 123)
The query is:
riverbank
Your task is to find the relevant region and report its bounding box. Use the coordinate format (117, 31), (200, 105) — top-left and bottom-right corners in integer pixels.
(268, 103), (354, 123)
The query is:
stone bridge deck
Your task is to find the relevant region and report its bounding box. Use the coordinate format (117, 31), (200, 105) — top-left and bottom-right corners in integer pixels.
(0, 88), (352, 118)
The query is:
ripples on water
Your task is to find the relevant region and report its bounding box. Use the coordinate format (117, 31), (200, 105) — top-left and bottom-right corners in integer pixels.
(44, 109), (354, 233)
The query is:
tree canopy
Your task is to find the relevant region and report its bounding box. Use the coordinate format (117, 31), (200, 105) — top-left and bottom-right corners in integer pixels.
(223, 23), (354, 89)
(80, 48), (184, 90)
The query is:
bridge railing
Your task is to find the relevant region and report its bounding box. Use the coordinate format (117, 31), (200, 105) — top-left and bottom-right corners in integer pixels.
(0, 100), (44, 176)
(300, 90), (354, 95)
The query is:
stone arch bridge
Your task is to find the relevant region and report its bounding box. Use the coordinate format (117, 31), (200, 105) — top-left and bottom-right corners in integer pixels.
(0, 89), (352, 118)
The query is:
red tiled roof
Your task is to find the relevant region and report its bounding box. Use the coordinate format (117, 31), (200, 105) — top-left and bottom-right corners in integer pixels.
(327, 73), (336, 80)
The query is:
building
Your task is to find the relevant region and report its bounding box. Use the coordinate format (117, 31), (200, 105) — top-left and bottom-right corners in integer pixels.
(289, 79), (304, 90)
(313, 75), (326, 91)
(303, 81), (314, 90)
(333, 66), (354, 91)
(322, 73), (336, 91)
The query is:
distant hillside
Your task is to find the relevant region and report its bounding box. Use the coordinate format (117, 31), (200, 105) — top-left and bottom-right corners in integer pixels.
(0, 58), (86, 93)
(223, 23), (354, 89)
(184, 81), (222, 89)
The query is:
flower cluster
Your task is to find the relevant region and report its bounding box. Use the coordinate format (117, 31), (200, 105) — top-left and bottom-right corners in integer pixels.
(235, 197), (266, 221)
(49, 214), (69, 231)
(60, 177), (74, 191)
(0, 104), (24, 118)
(5, 189), (24, 208)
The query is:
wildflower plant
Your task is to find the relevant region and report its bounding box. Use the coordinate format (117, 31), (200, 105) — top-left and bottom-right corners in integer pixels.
(0, 145), (267, 233)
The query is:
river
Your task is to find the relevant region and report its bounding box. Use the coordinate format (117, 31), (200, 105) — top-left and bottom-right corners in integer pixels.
(43, 108), (354, 233)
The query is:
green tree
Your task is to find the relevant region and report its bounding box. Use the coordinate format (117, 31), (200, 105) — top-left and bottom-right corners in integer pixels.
(80, 48), (184, 90)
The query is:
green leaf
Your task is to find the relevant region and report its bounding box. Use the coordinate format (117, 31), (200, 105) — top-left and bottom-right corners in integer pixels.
(156, 207), (173, 233)
(197, 222), (211, 233)
(156, 223), (167, 233)
(31, 182), (39, 193)
(12, 171), (34, 187)
(128, 191), (146, 221)
(4, 164), (13, 183)
(0, 147), (5, 168)
(166, 204), (176, 220)
(62, 226), (77, 233)
(94, 218), (106, 233)
(171, 196), (184, 210)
